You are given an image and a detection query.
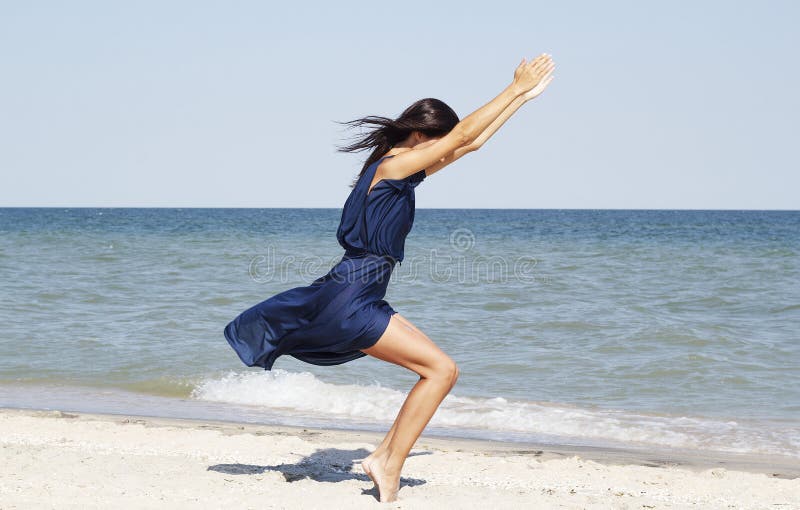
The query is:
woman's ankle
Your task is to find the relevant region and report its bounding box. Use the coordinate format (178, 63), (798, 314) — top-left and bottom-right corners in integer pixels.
(367, 446), (387, 460)
(383, 451), (406, 475)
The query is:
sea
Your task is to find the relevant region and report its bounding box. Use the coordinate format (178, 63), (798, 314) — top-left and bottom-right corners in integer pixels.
(1, 208), (798, 458)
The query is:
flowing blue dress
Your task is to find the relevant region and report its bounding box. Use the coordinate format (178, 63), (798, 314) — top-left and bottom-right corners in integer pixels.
(223, 155), (425, 370)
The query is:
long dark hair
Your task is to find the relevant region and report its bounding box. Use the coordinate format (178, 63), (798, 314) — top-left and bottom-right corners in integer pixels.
(336, 98), (459, 186)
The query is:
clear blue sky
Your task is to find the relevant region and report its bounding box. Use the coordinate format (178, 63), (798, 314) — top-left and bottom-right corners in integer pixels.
(1, 1), (798, 209)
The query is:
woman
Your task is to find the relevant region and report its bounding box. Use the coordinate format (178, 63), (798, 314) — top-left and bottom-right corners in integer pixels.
(224, 54), (555, 502)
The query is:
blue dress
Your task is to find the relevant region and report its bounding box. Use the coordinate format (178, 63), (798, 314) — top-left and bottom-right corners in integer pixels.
(223, 154), (425, 370)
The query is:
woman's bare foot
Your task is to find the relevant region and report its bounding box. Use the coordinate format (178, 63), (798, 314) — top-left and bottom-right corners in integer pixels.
(361, 450), (385, 492)
(364, 453), (401, 503)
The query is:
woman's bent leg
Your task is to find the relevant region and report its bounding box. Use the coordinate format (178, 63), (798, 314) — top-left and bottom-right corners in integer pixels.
(359, 313), (459, 502)
(363, 313), (434, 456)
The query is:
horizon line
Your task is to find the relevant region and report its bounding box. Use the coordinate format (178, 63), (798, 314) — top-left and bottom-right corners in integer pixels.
(1, 206), (798, 212)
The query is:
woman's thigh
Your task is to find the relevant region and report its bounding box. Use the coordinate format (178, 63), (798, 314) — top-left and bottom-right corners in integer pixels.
(392, 312), (427, 337)
(361, 313), (455, 379)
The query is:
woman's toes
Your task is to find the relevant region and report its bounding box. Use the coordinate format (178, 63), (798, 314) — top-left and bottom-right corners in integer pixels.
(379, 482), (399, 503)
(376, 470), (401, 502)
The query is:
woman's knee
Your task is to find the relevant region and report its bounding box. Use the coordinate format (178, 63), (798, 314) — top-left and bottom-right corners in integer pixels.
(365, 315), (458, 388)
(429, 356), (459, 389)
(449, 361), (460, 389)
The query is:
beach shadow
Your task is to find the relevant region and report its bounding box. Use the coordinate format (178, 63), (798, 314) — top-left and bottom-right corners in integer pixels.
(208, 447), (429, 498)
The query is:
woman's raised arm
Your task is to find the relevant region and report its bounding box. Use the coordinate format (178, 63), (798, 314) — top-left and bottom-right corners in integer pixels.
(424, 64), (555, 177)
(379, 53), (554, 180)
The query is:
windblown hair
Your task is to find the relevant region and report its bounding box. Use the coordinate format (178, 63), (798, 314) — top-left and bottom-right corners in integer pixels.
(336, 98), (459, 187)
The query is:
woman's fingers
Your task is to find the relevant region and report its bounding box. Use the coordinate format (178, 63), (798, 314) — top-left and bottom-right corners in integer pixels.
(534, 61), (555, 82)
(529, 54), (548, 69)
(534, 53), (550, 64)
(529, 59), (553, 80)
(532, 55), (553, 72)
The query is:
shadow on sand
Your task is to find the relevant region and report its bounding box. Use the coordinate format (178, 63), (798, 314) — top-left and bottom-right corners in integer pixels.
(208, 447), (429, 500)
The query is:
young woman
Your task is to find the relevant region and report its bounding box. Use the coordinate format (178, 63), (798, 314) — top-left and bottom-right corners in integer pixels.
(224, 54), (555, 502)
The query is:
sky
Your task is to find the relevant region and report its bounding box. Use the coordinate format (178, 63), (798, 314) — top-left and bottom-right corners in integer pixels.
(1, 1), (798, 209)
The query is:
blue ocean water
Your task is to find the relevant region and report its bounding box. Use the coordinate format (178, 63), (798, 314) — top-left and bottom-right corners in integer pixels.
(1, 208), (798, 457)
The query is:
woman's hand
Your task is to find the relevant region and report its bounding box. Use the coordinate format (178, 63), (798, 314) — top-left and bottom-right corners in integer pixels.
(521, 68), (554, 102)
(512, 53), (555, 97)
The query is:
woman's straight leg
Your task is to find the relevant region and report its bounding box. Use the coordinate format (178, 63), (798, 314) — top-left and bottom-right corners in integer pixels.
(359, 313), (459, 502)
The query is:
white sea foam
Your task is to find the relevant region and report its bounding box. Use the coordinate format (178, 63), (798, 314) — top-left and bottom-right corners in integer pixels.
(191, 369), (800, 458)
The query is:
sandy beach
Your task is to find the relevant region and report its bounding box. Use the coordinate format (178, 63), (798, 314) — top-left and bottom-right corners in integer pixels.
(1, 408), (797, 509)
